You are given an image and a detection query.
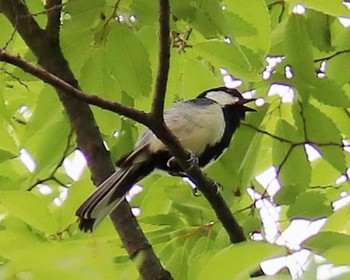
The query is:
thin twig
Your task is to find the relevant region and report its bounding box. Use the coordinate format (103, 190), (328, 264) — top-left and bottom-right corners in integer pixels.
(27, 129), (74, 191)
(314, 49), (350, 63)
(242, 122), (293, 144)
(103, 0), (121, 31)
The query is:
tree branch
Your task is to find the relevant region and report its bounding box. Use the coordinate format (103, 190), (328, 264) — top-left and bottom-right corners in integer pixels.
(151, 0), (171, 120)
(147, 0), (246, 244)
(45, 0), (62, 41)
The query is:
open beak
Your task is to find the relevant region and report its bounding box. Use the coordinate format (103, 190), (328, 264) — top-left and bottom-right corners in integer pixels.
(237, 98), (257, 112)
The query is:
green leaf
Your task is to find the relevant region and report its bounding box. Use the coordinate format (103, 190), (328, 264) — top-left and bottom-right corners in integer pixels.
(61, 0), (105, 74)
(58, 171), (94, 231)
(306, 10), (333, 52)
(333, 28), (350, 50)
(319, 105), (350, 139)
(301, 103), (346, 172)
(0, 191), (58, 234)
(274, 145), (311, 205)
(134, 176), (172, 217)
(325, 245), (350, 266)
(242, 216), (261, 236)
(0, 16), (16, 49)
(223, 11), (257, 38)
(171, 0), (226, 38)
(309, 78), (350, 107)
(225, 0), (271, 54)
(327, 53), (350, 86)
(216, 105), (267, 187)
(196, 242), (283, 280)
(194, 41), (263, 81)
(23, 88), (70, 176)
(286, 0), (350, 17)
(131, 0), (158, 26)
(303, 103), (342, 143)
(0, 221), (43, 259)
(284, 14), (314, 96)
(80, 48), (122, 100)
(323, 207), (350, 235)
(181, 59), (221, 97)
(304, 231), (350, 252)
(166, 240), (190, 280)
(319, 145), (346, 174)
(106, 24), (152, 98)
(0, 122), (18, 161)
(287, 191), (333, 219)
(10, 241), (117, 279)
(272, 120), (310, 204)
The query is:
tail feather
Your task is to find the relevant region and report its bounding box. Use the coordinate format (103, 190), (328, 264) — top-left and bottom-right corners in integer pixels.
(76, 162), (153, 232)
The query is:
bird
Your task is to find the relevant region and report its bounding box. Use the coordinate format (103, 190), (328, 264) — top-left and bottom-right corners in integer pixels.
(76, 87), (256, 232)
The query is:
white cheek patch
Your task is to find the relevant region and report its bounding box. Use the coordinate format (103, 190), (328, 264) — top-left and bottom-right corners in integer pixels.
(205, 90), (239, 106)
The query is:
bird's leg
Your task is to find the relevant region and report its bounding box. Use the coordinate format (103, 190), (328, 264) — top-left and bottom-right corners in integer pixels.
(166, 150), (198, 173)
(167, 151), (201, 194)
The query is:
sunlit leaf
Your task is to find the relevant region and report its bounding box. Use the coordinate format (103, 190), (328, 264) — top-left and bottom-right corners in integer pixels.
(287, 191), (333, 219)
(327, 53), (350, 86)
(286, 0), (350, 17)
(309, 78), (350, 107)
(284, 14), (314, 98)
(224, 0), (271, 54)
(194, 41), (263, 81)
(196, 242), (283, 279)
(325, 245), (350, 266)
(0, 191), (58, 234)
(306, 10), (333, 52)
(304, 231), (350, 252)
(106, 24), (152, 98)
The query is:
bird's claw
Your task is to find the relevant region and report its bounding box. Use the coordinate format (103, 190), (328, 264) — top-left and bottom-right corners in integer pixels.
(186, 150), (198, 165)
(192, 187), (201, 197)
(167, 150), (198, 170)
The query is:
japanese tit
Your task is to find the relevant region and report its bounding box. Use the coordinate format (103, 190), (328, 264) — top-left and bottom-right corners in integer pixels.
(76, 87), (256, 232)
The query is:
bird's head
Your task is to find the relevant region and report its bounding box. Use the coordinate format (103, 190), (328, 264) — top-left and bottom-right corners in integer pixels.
(198, 87), (256, 112)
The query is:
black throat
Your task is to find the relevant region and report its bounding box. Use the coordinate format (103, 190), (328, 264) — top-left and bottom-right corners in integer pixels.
(196, 104), (246, 167)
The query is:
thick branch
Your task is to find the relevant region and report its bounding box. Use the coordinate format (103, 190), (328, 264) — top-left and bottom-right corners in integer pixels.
(45, 0), (62, 41)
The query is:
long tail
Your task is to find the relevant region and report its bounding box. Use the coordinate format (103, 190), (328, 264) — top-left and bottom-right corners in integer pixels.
(76, 162), (153, 232)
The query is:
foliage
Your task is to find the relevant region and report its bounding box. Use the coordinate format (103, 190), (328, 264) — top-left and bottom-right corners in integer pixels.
(0, 0), (350, 279)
